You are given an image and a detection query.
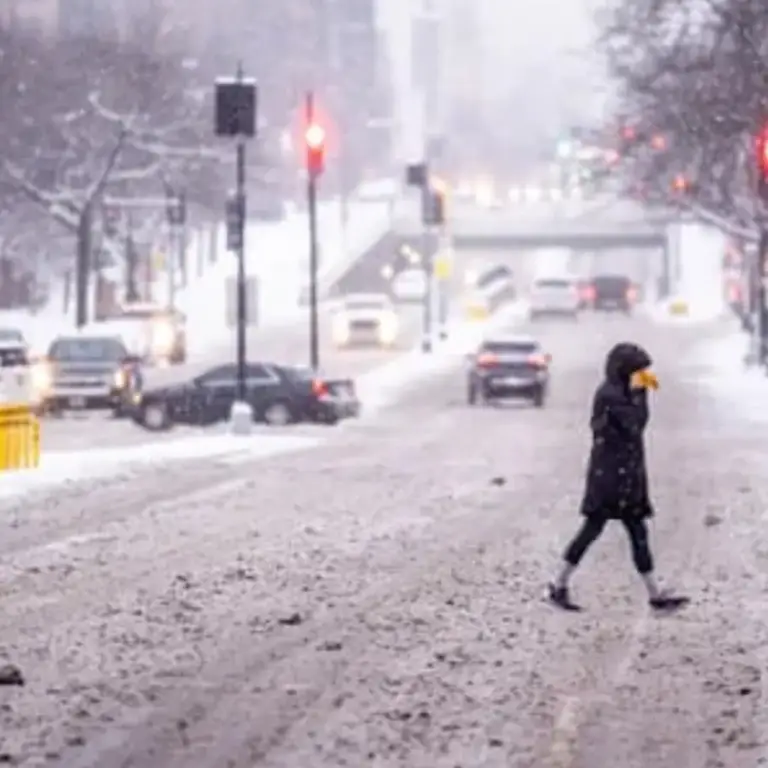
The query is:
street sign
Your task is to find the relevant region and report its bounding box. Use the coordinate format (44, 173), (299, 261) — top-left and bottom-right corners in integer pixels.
(225, 276), (259, 328)
(434, 254), (451, 279)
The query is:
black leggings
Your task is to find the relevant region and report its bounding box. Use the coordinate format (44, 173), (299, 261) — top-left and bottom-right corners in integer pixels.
(564, 516), (653, 574)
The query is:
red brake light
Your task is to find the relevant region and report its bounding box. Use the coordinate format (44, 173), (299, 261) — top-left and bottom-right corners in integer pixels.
(528, 353), (549, 367)
(476, 353), (498, 367)
(626, 286), (638, 302)
(311, 379), (328, 396)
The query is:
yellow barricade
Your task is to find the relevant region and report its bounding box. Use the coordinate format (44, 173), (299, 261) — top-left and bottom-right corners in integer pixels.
(0, 404), (40, 471)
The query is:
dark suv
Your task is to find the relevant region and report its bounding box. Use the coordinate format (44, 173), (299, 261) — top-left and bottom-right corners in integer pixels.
(467, 335), (550, 408)
(589, 275), (638, 313)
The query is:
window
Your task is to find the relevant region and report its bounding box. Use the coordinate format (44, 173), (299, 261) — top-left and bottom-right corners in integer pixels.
(197, 365), (236, 386)
(48, 337), (127, 362)
(0, 347), (28, 367)
(0, 329), (24, 345)
(481, 341), (537, 355)
(246, 364), (276, 383)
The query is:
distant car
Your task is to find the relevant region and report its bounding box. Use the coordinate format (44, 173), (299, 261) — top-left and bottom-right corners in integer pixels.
(589, 275), (638, 313)
(132, 363), (359, 430)
(99, 302), (187, 364)
(467, 335), (550, 407)
(529, 276), (580, 319)
(0, 327), (26, 348)
(391, 268), (427, 303)
(33, 334), (139, 414)
(331, 293), (399, 348)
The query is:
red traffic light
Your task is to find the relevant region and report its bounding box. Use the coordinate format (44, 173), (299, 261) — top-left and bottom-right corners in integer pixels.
(671, 174), (688, 192)
(305, 123), (325, 176)
(757, 128), (768, 175)
(305, 123), (325, 149)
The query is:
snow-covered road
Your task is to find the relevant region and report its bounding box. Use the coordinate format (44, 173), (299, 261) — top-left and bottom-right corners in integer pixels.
(0, 309), (760, 767)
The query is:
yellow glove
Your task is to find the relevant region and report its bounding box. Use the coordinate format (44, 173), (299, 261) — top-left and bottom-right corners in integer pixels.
(630, 368), (659, 390)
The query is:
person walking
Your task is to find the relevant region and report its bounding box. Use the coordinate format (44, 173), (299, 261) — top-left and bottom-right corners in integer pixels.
(548, 342), (689, 613)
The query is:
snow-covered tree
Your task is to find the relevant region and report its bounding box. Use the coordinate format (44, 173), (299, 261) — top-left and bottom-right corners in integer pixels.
(597, 0), (768, 238)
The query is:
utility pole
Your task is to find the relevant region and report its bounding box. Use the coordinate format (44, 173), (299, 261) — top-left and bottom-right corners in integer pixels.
(164, 188), (186, 309)
(405, 161), (445, 352)
(304, 91), (326, 371)
(215, 62), (257, 433)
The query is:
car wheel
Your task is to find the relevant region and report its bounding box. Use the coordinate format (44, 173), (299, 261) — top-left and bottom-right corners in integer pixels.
(532, 389), (546, 408)
(467, 382), (477, 405)
(141, 402), (171, 430)
(263, 401), (293, 426)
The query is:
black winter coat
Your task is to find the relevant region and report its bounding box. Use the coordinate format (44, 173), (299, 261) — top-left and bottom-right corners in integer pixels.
(579, 343), (654, 520)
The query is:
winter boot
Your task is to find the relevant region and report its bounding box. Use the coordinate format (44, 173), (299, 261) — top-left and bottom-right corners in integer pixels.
(548, 583), (582, 611)
(649, 592), (690, 612)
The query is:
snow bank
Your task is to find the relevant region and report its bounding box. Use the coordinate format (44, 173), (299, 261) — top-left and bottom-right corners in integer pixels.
(0, 433), (321, 499)
(683, 330), (768, 421)
(649, 222), (726, 324)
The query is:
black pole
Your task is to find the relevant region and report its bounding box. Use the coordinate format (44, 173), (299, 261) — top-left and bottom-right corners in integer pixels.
(306, 91), (320, 371)
(236, 137), (247, 400)
(421, 217), (433, 352)
(758, 229), (768, 367)
(75, 204), (92, 328)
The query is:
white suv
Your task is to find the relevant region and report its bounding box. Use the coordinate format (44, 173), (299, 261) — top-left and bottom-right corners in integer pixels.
(529, 277), (580, 319)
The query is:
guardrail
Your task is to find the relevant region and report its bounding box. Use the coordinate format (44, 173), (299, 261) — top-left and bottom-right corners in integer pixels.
(0, 403), (40, 470)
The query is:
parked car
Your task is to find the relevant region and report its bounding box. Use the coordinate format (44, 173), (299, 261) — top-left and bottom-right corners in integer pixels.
(132, 362), (360, 430)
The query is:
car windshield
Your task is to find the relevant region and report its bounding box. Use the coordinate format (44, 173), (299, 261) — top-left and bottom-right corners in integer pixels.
(482, 341), (538, 354)
(344, 298), (389, 310)
(48, 337), (127, 362)
(0, 328), (23, 344)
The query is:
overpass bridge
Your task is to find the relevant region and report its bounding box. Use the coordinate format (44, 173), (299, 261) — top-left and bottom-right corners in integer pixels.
(392, 200), (670, 252)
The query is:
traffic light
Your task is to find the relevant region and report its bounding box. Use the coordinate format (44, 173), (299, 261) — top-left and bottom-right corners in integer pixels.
(422, 185), (445, 225)
(756, 126), (768, 199)
(651, 134), (666, 150)
(305, 123), (325, 177)
(671, 174), (693, 195)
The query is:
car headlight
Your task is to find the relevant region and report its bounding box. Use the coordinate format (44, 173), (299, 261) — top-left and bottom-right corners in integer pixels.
(31, 364), (51, 392)
(152, 323), (175, 351)
(332, 316), (350, 342)
(378, 313), (398, 339)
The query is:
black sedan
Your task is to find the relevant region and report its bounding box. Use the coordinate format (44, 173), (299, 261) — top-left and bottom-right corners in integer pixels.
(131, 362), (360, 430)
(467, 335), (550, 407)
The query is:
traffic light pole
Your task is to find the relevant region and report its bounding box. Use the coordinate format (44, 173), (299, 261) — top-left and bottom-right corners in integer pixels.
(306, 91), (321, 371)
(757, 228), (768, 368)
(235, 137), (248, 401)
(421, 212), (433, 353)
